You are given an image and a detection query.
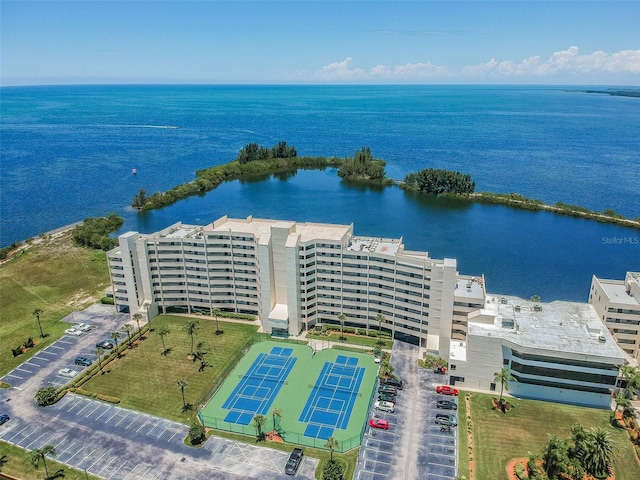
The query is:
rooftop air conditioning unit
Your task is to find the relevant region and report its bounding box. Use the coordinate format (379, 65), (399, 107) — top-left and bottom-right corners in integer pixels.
(598, 335), (606, 342)
(500, 298), (507, 304)
(514, 305), (521, 312)
(534, 305), (542, 312)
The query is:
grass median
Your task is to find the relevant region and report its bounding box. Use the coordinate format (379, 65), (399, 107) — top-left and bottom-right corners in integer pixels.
(459, 391), (640, 480)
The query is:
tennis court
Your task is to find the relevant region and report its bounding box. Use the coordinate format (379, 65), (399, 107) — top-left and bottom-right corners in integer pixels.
(300, 355), (365, 440)
(222, 346), (296, 425)
(199, 341), (379, 451)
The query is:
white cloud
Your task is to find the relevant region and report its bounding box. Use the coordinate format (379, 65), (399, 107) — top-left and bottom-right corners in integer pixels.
(304, 47), (640, 83)
(463, 46), (640, 78)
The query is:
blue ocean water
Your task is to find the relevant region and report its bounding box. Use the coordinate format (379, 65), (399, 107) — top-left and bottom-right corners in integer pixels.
(1, 85), (639, 301)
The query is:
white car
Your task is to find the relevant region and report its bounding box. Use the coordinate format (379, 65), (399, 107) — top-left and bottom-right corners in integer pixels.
(374, 401), (395, 413)
(58, 368), (79, 378)
(65, 327), (84, 336)
(74, 323), (93, 332)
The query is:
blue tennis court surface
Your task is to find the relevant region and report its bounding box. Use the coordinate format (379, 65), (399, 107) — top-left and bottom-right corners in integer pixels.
(299, 355), (364, 440)
(222, 346), (296, 425)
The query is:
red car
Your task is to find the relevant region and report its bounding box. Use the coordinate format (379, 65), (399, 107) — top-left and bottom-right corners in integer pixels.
(369, 418), (390, 430)
(436, 385), (459, 396)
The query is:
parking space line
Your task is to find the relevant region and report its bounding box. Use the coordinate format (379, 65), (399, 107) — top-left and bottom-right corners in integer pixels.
(15, 367), (32, 373)
(3, 373), (23, 380)
(40, 349), (57, 356)
(48, 345), (65, 351)
(96, 456), (118, 477)
(56, 439), (79, 458)
(136, 417), (152, 433)
(115, 410), (131, 427)
(167, 427), (183, 441)
(25, 431), (51, 450)
(156, 423), (172, 439)
(107, 459), (128, 480)
(6, 425), (31, 443)
(87, 451), (108, 471)
(92, 404), (111, 421)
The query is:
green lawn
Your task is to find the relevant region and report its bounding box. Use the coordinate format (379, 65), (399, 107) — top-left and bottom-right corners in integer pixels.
(460, 392), (640, 480)
(80, 315), (260, 425)
(0, 441), (101, 480)
(0, 233), (111, 377)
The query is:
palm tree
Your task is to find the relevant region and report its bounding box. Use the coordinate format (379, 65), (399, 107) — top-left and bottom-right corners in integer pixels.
(582, 427), (617, 477)
(614, 392), (631, 417)
(325, 436), (339, 462)
(212, 308), (223, 335)
(253, 414), (266, 440)
(195, 340), (209, 367)
(123, 323), (133, 349)
(156, 325), (170, 355)
(542, 436), (569, 479)
(32, 309), (45, 338)
(30, 444), (56, 479)
(183, 320), (199, 358)
(110, 331), (122, 357)
(94, 347), (105, 374)
(338, 313), (346, 343)
(177, 379), (188, 411)
(493, 367), (513, 411)
(132, 313), (143, 335)
(618, 364), (637, 396)
(375, 313), (385, 341)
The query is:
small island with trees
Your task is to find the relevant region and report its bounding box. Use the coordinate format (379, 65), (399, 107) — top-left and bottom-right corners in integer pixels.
(130, 141), (640, 231)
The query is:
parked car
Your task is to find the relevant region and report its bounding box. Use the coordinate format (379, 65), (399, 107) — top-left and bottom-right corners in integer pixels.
(0, 414), (9, 425)
(74, 356), (92, 367)
(435, 413), (458, 426)
(75, 323), (93, 332)
(436, 400), (458, 410)
(382, 377), (403, 389)
(284, 447), (304, 476)
(434, 366), (447, 374)
(377, 385), (397, 396)
(374, 401), (395, 413)
(368, 418), (389, 430)
(65, 327), (83, 336)
(58, 368), (79, 378)
(377, 394), (396, 404)
(436, 385), (459, 396)
(96, 340), (114, 349)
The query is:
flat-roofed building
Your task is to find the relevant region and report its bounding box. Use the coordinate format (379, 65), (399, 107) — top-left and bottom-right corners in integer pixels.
(107, 215), (457, 352)
(448, 296), (625, 409)
(589, 272), (640, 361)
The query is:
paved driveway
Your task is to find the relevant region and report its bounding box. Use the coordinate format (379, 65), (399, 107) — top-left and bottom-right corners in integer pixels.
(354, 341), (458, 480)
(0, 305), (318, 480)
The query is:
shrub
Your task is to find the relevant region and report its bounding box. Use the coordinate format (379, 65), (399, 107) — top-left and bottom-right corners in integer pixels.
(322, 459), (345, 480)
(95, 394), (120, 404)
(25, 336), (35, 348)
(514, 461), (527, 480)
(100, 296), (115, 305)
(188, 424), (206, 445)
(35, 386), (58, 406)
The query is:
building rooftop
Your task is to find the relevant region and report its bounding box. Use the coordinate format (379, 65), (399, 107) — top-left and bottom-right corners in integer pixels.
(468, 295), (625, 363)
(455, 275), (485, 302)
(598, 278), (640, 306)
(346, 237), (401, 255)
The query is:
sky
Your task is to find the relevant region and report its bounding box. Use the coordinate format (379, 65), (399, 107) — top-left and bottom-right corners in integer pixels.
(1, 1), (639, 86)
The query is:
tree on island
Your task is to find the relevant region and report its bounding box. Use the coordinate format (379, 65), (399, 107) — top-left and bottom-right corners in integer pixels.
(403, 168), (475, 196)
(338, 147), (387, 182)
(132, 188), (148, 209)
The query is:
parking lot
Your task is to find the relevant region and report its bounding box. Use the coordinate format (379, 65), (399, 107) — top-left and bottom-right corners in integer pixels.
(0, 304), (319, 479)
(354, 341), (458, 480)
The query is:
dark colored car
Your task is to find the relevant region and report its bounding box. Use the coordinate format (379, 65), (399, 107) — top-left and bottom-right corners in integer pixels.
(435, 414), (458, 426)
(377, 385), (397, 396)
(74, 356), (92, 367)
(0, 414), (9, 425)
(284, 447), (304, 476)
(96, 340), (114, 349)
(436, 400), (458, 410)
(434, 366), (447, 374)
(378, 394), (396, 404)
(382, 377), (403, 389)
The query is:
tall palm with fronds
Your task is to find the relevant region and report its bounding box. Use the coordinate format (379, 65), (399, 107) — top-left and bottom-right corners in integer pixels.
(32, 309), (45, 338)
(212, 308), (223, 334)
(30, 445), (56, 479)
(582, 427), (617, 478)
(338, 313), (346, 343)
(325, 436), (339, 462)
(375, 313), (385, 341)
(183, 320), (200, 358)
(493, 367), (513, 410)
(156, 325), (170, 355)
(123, 323), (133, 349)
(94, 347), (105, 374)
(110, 331), (122, 357)
(132, 312), (143, 335)
(195, 340), (209, 363)
(177, 379), (188, 411)
(253, 414), (266, 440)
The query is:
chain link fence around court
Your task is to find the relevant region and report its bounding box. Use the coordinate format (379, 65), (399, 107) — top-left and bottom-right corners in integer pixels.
(197, 334), (377, 453)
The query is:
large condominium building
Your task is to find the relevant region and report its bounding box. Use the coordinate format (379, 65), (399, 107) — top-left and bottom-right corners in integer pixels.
(449, 296), (625, 409)
(108, 215), (462, 357)
(589, 272), (640, 361)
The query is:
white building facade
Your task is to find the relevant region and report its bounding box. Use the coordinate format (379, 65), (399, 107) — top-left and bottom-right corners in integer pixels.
(589, 272), (640, 361)
(107, 216), (458, 351)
